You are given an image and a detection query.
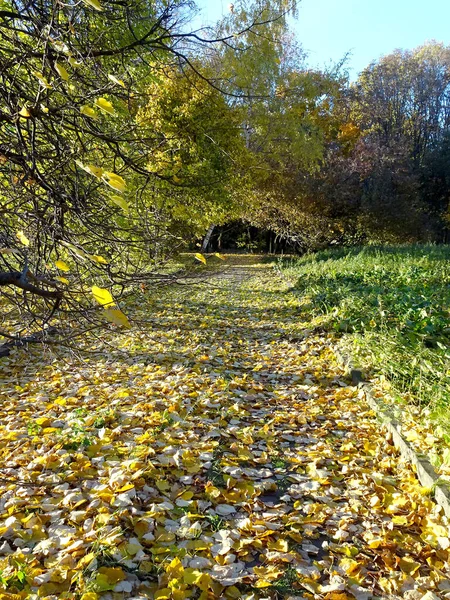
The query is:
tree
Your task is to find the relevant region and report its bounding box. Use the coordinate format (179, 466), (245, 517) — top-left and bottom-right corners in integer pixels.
(353, 43), (450, 164)
(0, 0), (293, 344)
(284, 42), (450, 248)
(344, 42), (450, 241)
(137, 64), (245, 240)
(199, 0), (343, 249)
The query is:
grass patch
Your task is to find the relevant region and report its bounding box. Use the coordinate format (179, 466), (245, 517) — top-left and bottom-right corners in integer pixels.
(279, 245), (450, 414)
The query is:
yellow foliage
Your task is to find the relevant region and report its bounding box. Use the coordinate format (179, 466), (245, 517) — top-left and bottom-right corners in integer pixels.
(195, 253), (207, 265)
(91, 286), (115, 307)
(55, 62), (70, 81)
(16, 231), (30, 246)
(104, 308), (131, 329)
(95, 97), (115, 115)
(55, 260), (70, 272)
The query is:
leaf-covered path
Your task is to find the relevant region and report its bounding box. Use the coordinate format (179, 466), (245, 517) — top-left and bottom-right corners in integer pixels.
(0, 257), (449, 600)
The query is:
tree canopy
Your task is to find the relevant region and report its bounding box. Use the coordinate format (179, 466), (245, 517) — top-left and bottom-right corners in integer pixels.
(1, 2), (450, 345)
(0, 0), (300, 342)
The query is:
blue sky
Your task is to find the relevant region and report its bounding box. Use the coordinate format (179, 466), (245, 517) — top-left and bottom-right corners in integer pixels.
(193, 0), (450, 77)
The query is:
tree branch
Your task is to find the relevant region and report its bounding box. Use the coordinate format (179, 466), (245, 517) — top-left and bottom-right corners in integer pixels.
(0, 271), (63, 299)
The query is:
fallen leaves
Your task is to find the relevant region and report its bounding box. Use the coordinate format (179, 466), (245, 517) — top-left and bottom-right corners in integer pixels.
(0, 256), (449, 599)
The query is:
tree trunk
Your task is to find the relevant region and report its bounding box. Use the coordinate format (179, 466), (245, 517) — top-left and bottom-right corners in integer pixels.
(201, 225), (215, 253)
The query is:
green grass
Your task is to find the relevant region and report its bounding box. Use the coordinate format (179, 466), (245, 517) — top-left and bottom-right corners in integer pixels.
(279, 245), (450, 413)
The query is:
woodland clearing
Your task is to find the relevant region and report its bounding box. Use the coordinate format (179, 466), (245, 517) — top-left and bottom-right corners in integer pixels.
(0, 256), (449, 600)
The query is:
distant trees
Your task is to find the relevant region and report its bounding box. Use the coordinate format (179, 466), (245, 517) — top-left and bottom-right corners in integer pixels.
(348, 42), (450, 242)
(270, 41), (450, 249)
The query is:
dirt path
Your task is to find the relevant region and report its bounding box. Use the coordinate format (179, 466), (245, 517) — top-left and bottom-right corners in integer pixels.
(0, 257), (448, 599)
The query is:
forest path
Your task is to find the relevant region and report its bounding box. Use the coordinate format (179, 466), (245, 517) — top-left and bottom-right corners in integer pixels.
(0, 256), (448, 599)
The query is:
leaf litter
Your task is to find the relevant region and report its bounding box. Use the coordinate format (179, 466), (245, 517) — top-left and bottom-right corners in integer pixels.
(0, 256), (449, 600)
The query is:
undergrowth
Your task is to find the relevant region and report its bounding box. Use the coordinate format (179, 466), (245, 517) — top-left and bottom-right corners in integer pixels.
(279, 245), (450, 416)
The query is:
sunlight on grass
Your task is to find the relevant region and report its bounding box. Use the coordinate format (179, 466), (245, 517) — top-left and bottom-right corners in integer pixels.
(280, 244), (450, 413)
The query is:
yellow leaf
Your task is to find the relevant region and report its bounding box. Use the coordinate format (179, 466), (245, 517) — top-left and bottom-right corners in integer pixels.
(195, 253), (207, 265)
(224, 587), (242, 598)
(90, 254), (109, 265)
(183, 570), (211, 591)
(81, 106), (97, 119)
(104, 308), (131, 329)
(86, 165), (104, 179)
(77, 552), (97, 569)
(179, 491), (194, 501)
(19, 107), (31, 118)
(62, 241), (88, 260)
(139, 561), (155, 574)
(339, 558), (360, 575)
(76, 161), (103, 179)
(37, 583), (61, 596)
(55, 62), (69, 81)
(166, 557), (184, 579)
(254, 580), (272, 588)
(69, 57), (82, 68)
(55, 260), (70, 272)
(399, 557), (421, 575)
(406, 430), (421, 442)
(117, 483), (135, 492)
(92, 286), (115, 307)
(93, 574), (112, 591)
(16, 231), (30, 246)
(81, 0), (103, 10)
(33, 72), (51, 88)
(98, 566), (125, 583)
(95, 97), (115, 115)
(110, 195), (129, 212)
(267, 539), (289, 552)
(103, 172), (126, 192)
(392, 515), (409, 526)
(156, 480), (170, 491)
(154, 590), (171, 600)
(80, 594), (99, 600)
(214, 253), (226, 260)
(108, 74), (126, 88)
